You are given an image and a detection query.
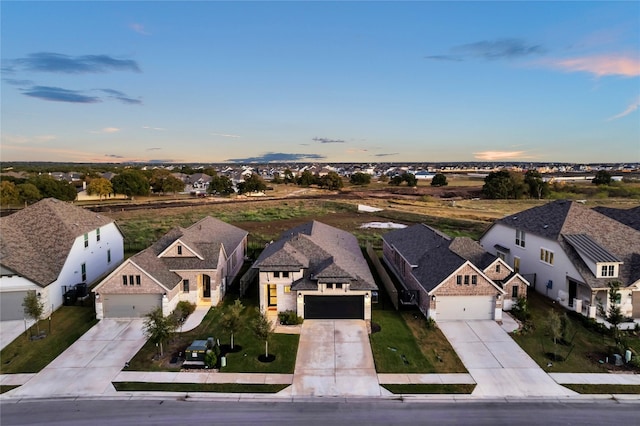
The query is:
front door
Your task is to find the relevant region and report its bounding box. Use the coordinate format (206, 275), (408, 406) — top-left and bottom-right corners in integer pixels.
(268, 284), (277, 309)
(568, 280), (577, 307)
(202, 275), (211, 298)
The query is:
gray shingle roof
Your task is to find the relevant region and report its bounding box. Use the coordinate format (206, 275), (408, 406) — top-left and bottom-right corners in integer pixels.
(253, 221), (377, 291)
(0, 198), (117, 287)
(131, 216), (247, 290)
(494, 200), (640, 289)
(593, 206), (640, 231)
(383, 224), (497, 292)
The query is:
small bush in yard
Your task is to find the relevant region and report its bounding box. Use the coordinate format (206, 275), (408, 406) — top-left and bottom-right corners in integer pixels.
(174, 301), (196, 321)
(278, 310), (303, 325)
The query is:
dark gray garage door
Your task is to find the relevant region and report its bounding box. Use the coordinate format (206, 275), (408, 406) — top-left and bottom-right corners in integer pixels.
(103, 294), (162, 318)
(304, 295), (364, 319)
(0, 291), (29, 321)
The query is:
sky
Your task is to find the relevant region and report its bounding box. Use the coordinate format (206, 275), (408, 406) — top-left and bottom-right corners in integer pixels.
(1, 1), (639, 164)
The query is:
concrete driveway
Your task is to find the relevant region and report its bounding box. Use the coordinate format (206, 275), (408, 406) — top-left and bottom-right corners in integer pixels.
(438, 321), (576, 397)
(8, 319), (146, 397)
(0, 319), (35, 351)
(288, 320), (386, 397)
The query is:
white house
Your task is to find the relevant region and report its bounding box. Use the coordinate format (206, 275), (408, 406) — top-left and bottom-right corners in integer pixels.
(480, 200), (640, 319)
(252, 221), (378, 321)
(93, 216), (247, 318)
(0, 198), (124, 320)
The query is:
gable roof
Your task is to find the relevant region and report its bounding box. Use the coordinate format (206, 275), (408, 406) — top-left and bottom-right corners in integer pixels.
(0, 198), (117, 287)
(383, 224), (499, 292)
(253, 221), (377, 291)
(493, 200), (640, 289)
(593, 205), (640, 232)
(130, 216), (247, 289)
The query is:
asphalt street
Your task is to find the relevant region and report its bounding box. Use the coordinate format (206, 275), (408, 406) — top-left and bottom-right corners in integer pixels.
(2, 399), (638, 426)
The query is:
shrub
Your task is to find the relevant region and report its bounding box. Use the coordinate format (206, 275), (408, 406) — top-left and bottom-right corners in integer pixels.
(278, 310), (304, 325)
(425, 317), (436, 330)
(173, 301), (196, 321)
(511, 297), (530, 322)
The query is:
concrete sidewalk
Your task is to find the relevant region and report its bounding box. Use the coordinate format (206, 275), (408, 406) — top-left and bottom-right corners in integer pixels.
(114, 371), (293, 385)
(550, 373), (640, 385)
(181, 306), (209, 332)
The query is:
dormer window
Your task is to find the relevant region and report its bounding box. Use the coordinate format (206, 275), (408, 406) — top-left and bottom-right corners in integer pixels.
(600, 264), (617, 278)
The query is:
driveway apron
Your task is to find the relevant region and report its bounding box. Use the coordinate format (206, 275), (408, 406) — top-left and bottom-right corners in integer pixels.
(9, 319), (146, 397)
(289, 320), (385, 397)
(438, 320), (576, 397)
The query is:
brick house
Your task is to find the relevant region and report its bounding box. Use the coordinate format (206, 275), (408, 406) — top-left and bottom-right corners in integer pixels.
(383, 224), (529, 321)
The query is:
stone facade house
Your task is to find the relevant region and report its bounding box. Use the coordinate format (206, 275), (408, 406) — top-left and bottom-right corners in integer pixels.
(252, 221), (377, 320)
(0, 198), (124, 320)
(383, 224), (528, 321)
(93, 216), (247, 318)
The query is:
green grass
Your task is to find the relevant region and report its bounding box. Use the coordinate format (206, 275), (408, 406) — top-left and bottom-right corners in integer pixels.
(0, 385), (19, 394)
(370, 309), (466, 373)
(562, 384), (640, 394)
(511, 292), (639, 373)
(382, 384), (475, 394)
(0, 305), (97, 374)
(113, 382), (288, 393)
(127, 292), (299, 374)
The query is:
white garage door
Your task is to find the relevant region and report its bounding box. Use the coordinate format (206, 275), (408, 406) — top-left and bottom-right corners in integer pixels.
(436, 296), (495, 320)
(103, 294), (162, 318)
(0, 291), (29, 321)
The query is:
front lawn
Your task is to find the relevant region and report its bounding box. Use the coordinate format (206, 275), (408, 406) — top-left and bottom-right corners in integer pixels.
(127, 295), (299, 374)
(370, 308), (466, 373)
(0, 305), (97, 374)
(511, 292), (640, 373)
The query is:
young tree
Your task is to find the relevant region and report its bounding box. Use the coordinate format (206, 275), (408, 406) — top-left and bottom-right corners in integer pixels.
(221, 299), (244, 350)
(253, 309), (275, 358)
(592, 170), (612, 186)
(22, 291), (44, 336)
(350, 172), (371, 185)
(606, 281), (624, 341)
(430, 173), (448, 187)
(546, 309), (562, 360)
(86, 177), (113, 201)
(143, 307), (178, 356)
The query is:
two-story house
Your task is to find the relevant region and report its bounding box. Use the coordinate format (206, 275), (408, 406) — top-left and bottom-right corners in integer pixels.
(480, 200), (640, 319)
(0, 198), (124, 320)
(93, 216), (247, 318)
(252, 221), (377, 321)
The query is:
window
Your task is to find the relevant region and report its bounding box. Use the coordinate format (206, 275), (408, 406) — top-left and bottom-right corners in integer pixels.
(284, 285), (291, 293)
(177, 245), (182, 255)
(273, 271), (281, 278)
(456, 275), (462, 285)
(122, 276), (128, 286)
(514, 257), (520, 273)
(615, 293), (622, 304)
(464, 275), (470, 285)
(183, 279), (190, 292)
(601, 265), (616, 277)
(135, 275), (141, 286)
(282, 271), (290, 278)
(512, 285), (519, 298)
(515, 229), (525, 248)
(540, 248), (554, 265)
(497, 251), (506, 261)
(471, 275), (477, 285)
(129, 275), (134, 285)
(336, 283), (343, 289)
(495, 264), (501, 273)
(81, 263), (86, 281)
(84, 233), (89, 248)
(326, 283), (333, 289)
(96, 228), (101, 242)
(107, 249), (111, 263)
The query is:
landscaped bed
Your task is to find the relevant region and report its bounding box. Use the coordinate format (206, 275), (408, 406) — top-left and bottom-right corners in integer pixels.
(0, 305), (97, 374)
(511, 291), (640, 374)
(127, 292), (299, 374)
(382, 384), (475, 394)
(562, 384), (640, 394)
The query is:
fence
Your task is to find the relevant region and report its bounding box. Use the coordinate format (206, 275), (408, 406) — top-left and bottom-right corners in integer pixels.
(365, 243), (399, 310)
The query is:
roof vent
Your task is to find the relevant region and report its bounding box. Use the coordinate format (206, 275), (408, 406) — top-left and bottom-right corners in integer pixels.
(543, 224), (548, 229)
(512, 216), (518, 220)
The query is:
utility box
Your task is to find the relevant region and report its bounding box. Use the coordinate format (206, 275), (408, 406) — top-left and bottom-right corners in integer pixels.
(185, 340), (208, 362)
